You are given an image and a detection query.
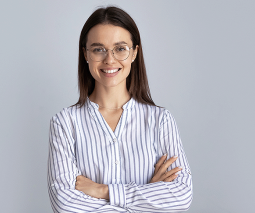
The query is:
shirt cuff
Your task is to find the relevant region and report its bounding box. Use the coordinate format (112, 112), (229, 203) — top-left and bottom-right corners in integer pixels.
(108, 184), (126, 208)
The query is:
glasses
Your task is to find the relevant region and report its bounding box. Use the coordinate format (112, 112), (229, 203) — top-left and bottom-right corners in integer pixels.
(86, 45), (133, 62)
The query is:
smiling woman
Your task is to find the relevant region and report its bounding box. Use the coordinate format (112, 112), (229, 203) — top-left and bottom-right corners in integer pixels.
(47, 6), (192, 213)
(84, 24), (137, 90)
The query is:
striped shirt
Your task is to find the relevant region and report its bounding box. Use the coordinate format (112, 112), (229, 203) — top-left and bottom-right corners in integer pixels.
(48, 97), (193, 212)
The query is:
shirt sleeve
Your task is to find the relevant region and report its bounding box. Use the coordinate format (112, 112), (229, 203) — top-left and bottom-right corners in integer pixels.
(108, 109), (193, 212)
(47, 110), (128, 213)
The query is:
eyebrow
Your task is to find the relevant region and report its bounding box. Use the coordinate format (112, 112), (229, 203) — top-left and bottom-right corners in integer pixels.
(114, 41), (128, 46)
(90, 41), (128, 47)
(90, 43), (104, 47)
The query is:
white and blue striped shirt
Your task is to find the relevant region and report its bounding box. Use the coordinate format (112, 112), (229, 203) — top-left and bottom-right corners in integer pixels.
(48, 97), (192, 212)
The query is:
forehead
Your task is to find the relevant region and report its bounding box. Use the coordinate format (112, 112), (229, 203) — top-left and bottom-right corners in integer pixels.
(86, 24), (132, 47)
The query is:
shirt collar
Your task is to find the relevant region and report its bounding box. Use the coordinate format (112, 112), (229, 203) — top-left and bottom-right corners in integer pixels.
(86, 96), (135, 110)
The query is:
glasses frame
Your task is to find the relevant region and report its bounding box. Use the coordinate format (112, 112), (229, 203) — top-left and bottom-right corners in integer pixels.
(86, 45), (133, 62)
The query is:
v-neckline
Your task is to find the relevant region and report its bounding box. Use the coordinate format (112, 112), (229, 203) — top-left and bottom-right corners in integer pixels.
(94, 106), (125, 139)
(98, 108), (123, 134)
(87, 97), (134, 139)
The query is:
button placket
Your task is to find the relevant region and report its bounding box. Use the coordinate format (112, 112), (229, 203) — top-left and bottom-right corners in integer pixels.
(114, 138), (120, 184)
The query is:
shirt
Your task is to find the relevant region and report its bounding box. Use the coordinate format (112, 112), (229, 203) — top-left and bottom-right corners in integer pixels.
(47, 97), (193, 213)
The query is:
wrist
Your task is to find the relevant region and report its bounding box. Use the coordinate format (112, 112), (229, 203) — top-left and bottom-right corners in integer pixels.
(101, 184), (109, 200)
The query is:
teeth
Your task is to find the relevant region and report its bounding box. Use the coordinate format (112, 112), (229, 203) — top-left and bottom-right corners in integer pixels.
(102, 69), (119, 73)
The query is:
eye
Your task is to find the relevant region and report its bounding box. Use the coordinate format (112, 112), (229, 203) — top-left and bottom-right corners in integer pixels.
(115, 46), (127, 52)
(92, 47), (105, 53)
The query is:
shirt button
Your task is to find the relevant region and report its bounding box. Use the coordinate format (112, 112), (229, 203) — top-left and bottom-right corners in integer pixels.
(115, 160), (119, 164)
(113, 138), (117, 143)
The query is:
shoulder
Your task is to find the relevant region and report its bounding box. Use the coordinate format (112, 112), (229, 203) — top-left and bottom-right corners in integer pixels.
(134, 100), (175, 126)
(50, 104), (84, 128)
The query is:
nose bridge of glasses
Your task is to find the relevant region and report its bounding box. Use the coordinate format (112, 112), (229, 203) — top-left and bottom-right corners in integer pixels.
(104, 48), (116, 60)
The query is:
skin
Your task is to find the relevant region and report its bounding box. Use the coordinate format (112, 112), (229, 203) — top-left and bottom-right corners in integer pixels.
(75, 24), (182, 200)
(83, 24), (138, 107)
(149, 155), (182, 183)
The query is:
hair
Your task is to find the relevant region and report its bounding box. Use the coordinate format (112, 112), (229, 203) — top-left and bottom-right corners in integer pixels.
(75, 6), (156, 107)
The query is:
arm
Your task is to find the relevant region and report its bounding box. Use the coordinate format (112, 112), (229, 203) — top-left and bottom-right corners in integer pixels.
(47, 113), (126, 213)
(105, 110), (192, 212)
(75, 155), (181, 200)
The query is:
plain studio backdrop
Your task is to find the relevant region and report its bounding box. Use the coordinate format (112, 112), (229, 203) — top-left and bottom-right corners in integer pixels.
(0, 0), (254, 212)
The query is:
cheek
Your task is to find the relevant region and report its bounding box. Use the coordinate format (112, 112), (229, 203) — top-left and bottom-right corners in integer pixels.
(122, 61), (132, 73)
(88, 64), (100, 78)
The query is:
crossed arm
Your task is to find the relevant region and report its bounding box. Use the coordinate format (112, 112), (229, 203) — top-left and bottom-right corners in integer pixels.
(48, 110), (192, 212)
(75, 155), (182, 200)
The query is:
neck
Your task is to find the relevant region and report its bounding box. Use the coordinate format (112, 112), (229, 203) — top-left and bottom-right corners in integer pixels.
(89, 83), (131, 109)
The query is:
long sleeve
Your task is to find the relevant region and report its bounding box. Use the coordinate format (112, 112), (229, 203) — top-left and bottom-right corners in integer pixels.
(48, 102), (192, 212)
(47, 113), (127, 213)
(107, 109), (193, 212)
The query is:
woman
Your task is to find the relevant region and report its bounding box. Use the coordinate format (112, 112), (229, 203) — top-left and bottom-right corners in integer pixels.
(48, 6), (192, 212)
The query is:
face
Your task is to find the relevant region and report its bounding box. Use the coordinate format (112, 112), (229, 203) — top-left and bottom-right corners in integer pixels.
(83, 24), (138, 89)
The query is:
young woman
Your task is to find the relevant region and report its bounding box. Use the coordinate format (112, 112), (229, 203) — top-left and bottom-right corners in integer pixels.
(48, 6), (192, 212)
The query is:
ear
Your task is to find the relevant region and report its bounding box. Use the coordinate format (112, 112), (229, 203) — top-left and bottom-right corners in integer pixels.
(132, 45), (139, 61)
(82, 47), (88, 61)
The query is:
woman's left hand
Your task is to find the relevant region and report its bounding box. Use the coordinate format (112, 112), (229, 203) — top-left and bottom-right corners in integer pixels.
(75, 175), (109, 200)
(150, 155), (182, 183)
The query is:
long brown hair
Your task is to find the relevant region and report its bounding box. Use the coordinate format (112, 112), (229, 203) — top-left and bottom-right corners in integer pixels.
(75, 6), (156, 107)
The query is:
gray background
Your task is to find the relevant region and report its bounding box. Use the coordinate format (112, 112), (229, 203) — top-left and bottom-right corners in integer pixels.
(0, 0), (254, 212)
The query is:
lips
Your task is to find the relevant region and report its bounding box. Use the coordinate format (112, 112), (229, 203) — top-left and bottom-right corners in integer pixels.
(100, 68), (121, 73)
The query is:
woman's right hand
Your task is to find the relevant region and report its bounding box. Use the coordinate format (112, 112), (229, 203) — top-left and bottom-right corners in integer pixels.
(149, 154), (182, 183)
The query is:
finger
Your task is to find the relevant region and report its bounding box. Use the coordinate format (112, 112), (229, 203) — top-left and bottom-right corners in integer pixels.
(163, 173), (178, 182)
(161, 166), (182, 180)
(163, 156), (178, 170)
(153, 155), (178, 180)
(154, 154), (168, 174)
(155, 156), (178, 178)
(76, 175), (81, 181)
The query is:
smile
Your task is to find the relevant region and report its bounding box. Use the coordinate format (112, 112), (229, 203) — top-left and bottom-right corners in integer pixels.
(101, 68), (121, 73)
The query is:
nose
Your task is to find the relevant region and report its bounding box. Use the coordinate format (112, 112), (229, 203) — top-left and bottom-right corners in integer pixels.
(103, 49), (116, 64)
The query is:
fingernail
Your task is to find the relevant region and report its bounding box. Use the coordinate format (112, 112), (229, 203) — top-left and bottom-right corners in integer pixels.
(178, 166), (183, 169)
(173, 155), (178, 158)
(163, 153), (167, 156)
